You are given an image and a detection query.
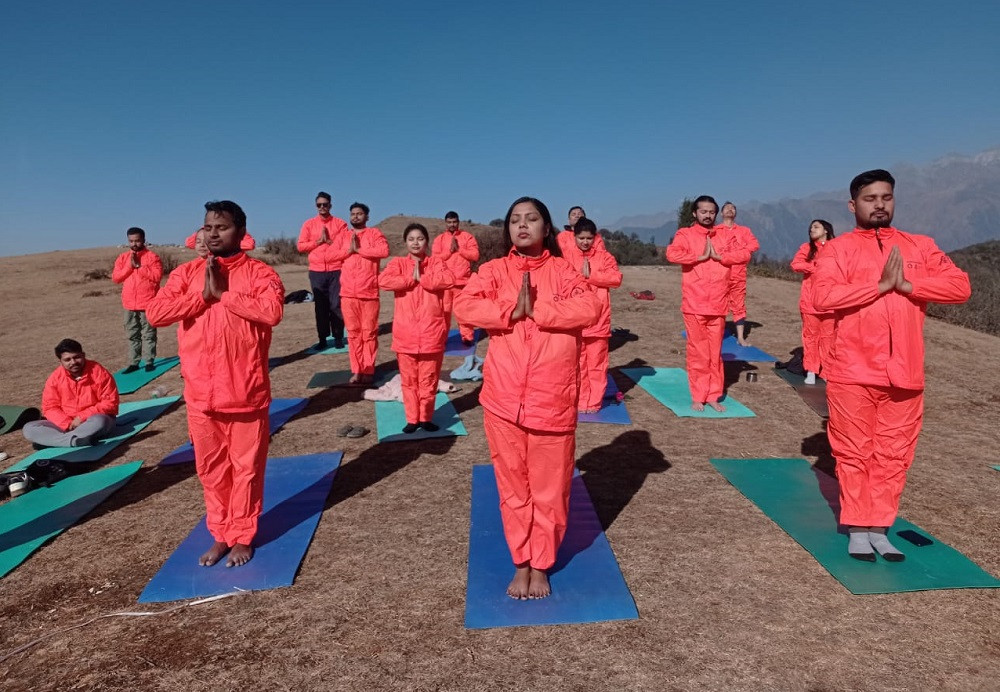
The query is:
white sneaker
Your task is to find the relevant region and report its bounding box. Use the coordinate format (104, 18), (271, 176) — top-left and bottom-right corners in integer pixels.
(804, 372), (817, 385)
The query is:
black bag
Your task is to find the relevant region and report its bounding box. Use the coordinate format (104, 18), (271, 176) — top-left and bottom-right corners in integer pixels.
(25, 458), (72, 488)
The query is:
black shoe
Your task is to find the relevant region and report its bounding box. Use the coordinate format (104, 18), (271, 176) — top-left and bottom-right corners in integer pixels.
(420, 421), (440, 432)
(333, 338), (345, 349)
(144, 362), (156, 372)
(316, 338), (328, 350)
(122, 364), (139, 374)
(402, 423), (420, 434)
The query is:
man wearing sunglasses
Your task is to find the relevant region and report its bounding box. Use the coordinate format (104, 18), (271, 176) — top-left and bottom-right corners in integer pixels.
(297, 191), (351, 349)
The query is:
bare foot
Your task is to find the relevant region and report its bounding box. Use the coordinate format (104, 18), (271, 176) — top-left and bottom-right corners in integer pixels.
(691, 402), (705, 412)
(348, 373), (360, 385)
(507, 565), (531, 600)
(737, 338), (750, 347)
(199, 541), (229, 566)
(708, 401), (726, 412)
(528, 568), (551, 599)
(580, 407), (600, 414)
(226, 543), (254, 567)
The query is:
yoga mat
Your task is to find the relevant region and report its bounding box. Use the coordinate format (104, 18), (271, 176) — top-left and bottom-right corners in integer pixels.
(444, 328), (483, 356)
(773, 367), (829, 418)
(680, 331), (777, 362)
(464, 465), (639, 629)
(304, 339), (349, 355)
(578, 375), (631, 425)
(5, 397), (181, 472)
(139, 452), (342, 602)
(112, 356), (180, 394)
(159, 398), (309, 466)
(620, 367), (755, 418)
(374, 392), (467, 442)
(711, 457), (1000, 594)
(307, 370), (390, 389)
(0, 461), (142, 580)
(0, 405), (40, 435)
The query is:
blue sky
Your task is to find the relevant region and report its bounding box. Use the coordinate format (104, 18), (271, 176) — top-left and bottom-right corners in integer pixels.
(2, 0), (999, 255)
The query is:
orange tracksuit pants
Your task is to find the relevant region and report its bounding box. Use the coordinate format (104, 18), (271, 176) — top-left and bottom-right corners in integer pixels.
(579, 336), (610, 410)
(398, 351), (444, 423)
(442, 287), (475, 342)
(682, 313), (726, 403)
(342, 297), (380, 375)
(728, 277), (748, 322)
(801, 312), (835, 375)
(483, 409), (575, 571)
(826, 382), (923, 527)
(188, 407), (269, 546)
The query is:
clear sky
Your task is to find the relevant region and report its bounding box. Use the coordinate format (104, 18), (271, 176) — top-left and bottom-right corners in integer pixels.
(2, 0), (999, 255)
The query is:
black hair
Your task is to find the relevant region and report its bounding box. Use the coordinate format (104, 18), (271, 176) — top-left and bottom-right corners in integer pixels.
(444, 211), (459, 221)
(502, 197), (562, 257)
(692, 195), (719, 214)
(204, 200), (247, 230)
(55, 338), (83, 357)
(807, 219), (836, 261)
(126, 227), (145, 240)
(573, 217), (598, 235)
(403, 223), (429, 243)
(350, 202), (369, 215)
(568, 205), (585, 217)
(316, 191), (332, 202)
(849, 169), (895, 200)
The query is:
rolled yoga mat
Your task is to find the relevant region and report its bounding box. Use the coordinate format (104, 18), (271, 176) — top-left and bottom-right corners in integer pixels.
(577, 374), (631, 425)
(0, 405), (41, 435)
(159, 398), (309, 466)
(620, 366), (754, 418)
(138, 452), (342, 603)
(112, 356), (180, 395)
(374, 392), (467, 442)
(710, 457), (1000, 594)
(464, 464), (639, 629)
(0, 461), (142, 580)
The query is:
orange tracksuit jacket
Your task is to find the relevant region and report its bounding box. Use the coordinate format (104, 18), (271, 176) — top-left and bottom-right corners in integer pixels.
(812, 227), (970, 527)
(719, 224), (758, 321)
(557, 230), (606, 256)
(41, 361), (120, 431)
(112, 249), (163, 310)
(666, 225), (751, 316)
(339, 227), (390, 375)
(186, 231), (256, 251)
(431, 230), (479, 287)
(297, 216), (351, 272)
(790, 241), (835, 374)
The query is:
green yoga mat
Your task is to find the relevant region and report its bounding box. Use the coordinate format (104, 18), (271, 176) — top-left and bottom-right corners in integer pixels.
(5, 397), (180, 472)
(112, 357), (180, 394)
(0, 461), (142, 579)
(620, 366), (754, 418)
(0, 405), (41, 435)
(711, 457), (1000, 594)
(374, 392), (467, 442)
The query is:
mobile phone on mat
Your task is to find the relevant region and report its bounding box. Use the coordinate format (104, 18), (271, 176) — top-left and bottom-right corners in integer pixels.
(897, 529), (933, 547)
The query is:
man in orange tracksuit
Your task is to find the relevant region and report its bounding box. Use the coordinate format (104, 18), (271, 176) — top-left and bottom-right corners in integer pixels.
(186, 229), (256, 251)
(22, 339), (119, 448)
(297, 191), (350, 349)
(341, 202), (389, 385)
(112, 227), (163, 372)
(717, 203), (759, 346)
(560, 217), (623, 412)
(813, 169), (970, 562)
(431, 211), (480, 346)
(147, 200), (284, 568)
(666, 195), (751, 411)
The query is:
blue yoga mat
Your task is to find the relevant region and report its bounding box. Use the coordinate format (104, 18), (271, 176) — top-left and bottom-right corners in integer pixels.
(444, 328), (483, 356)
(112, 357), (180, 394)
(680, 331), (777, 362)
(5, 397), (181, 472)
(159, 398), (309, 466)
(138, 452), (342, 603)
(578, 375), (631, 425)
(374, 392), (467, 442)
(464, 464), (638, 629)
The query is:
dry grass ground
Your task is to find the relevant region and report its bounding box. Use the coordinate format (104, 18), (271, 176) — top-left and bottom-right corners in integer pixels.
(0, 247), (998, 691)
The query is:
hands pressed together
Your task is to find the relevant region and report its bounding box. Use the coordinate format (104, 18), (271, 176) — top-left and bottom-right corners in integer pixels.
(698, 237), (722, 262)
(202, 256), (228, 302)
(877, 246), (913, 295)
(510, 272), (534, 321)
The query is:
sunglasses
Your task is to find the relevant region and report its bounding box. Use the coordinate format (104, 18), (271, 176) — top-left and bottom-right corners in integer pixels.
(316, 202), (331, 208)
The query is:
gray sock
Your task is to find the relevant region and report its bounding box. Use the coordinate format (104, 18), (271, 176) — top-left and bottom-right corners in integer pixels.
(848, 531), (874, 557)
(868, 531), (905, 561)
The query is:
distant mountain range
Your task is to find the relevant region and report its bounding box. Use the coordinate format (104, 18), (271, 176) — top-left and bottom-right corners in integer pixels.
(613, 148), (1000, 258)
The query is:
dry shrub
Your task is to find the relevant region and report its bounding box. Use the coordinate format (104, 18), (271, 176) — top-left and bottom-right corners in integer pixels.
(82, 289), (103, 297)
(747, 254), (799, 281)
(927, 240), (1000, 336)
(83, 267), (110, 281)
(474, 226), (507, 268)
(159, 251), (181, 276)
(260, 237), (307, 266)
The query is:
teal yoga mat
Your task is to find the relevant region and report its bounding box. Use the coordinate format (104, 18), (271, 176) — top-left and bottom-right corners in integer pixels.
(0, 461), (142, 579)
(304, 339), (349, 355)
(5, 397), (180, 472)
(711, 457), (1000, 594)
(0, 405), (40, 435)
(620, 366), (754, 418)
(112, 357), (180, 394)
(374, 392), (467, 442)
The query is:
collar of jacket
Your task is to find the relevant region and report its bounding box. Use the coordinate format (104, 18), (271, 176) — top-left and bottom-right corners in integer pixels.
(508, 247), (552, 270)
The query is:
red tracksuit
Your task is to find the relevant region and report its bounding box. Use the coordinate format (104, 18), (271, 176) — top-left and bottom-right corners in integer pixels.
(378, 255), (454, 423)
(790, 241), (835, 375)
(147, 252), (285, 546)
(813, 227), (970, 526)
(666, 226), (751, 403)
(718, 223), (759, 322)
(340, 227), (390, 376)
(454, 249), (600, 570)
(432, 229), (480, 342)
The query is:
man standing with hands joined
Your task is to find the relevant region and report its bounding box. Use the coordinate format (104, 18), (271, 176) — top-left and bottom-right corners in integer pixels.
(813, 169), (970, 563)
(341, 202), (389, 385)
(717, 202), (758, 346)
(432, 211), (480, 346)
(112, 227), (162, 372)
(148, 200), (284, 569)
(297, 192), (350, 349)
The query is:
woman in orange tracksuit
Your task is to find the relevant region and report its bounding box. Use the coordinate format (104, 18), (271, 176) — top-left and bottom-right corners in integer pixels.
(378, 223), (455, 433)
(454, 196), (601, 601)
(790, 220), (836, 385)
(560, 217), (622, 412)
